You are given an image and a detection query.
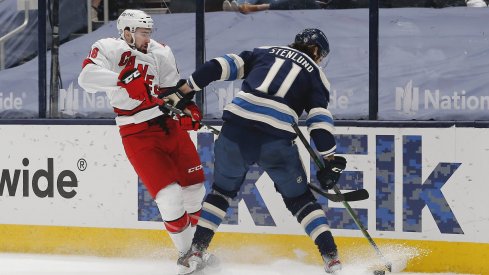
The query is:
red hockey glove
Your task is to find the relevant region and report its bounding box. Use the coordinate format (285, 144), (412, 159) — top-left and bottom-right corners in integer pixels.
(178, 103), (202, 131)
(117, 66), (151, 102)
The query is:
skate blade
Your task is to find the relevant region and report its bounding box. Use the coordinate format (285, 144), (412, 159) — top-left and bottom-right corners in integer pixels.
(178, 263), (205, 275)
(189, 270), (205, 275)
(179, 268), (205, 275)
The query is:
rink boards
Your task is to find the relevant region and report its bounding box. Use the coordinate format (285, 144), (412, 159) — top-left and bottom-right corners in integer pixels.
(0, 124), (488, 274)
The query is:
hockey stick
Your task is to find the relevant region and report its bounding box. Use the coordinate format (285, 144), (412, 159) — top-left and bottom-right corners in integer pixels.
(307, 181), (368, 202)
(291, 123), (393, 272)
(158, 102), (221, 135)
(160, 101), (367, 202)
(167, 105), (365, 202)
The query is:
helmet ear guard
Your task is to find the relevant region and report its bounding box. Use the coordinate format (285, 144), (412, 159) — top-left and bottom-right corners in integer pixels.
(295, 28), (330, 59)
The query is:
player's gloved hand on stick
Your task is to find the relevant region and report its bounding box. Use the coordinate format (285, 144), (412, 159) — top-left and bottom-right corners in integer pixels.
(158, 79), (195, 111)
(178, 103), (202, 131)
(316, 156), (347, 190)
(117, 66), (151, 102)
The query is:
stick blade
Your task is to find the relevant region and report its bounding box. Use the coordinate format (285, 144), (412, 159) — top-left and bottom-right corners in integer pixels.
(343, 188), (369, 202)
(308, 184), (370, 202)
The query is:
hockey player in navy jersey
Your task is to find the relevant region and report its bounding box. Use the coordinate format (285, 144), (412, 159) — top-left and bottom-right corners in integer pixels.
(165, 28), (345, 274)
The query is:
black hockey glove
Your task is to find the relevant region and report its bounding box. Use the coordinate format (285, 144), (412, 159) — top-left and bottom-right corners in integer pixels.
(316, 156), (347, 190)
(157, 79), (195, 111)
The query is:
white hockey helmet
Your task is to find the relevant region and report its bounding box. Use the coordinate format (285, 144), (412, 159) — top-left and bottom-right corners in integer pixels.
(117, 9), (154, 45)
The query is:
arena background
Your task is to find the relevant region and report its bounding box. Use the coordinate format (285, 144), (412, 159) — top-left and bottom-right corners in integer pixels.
(1, 0), (488, 274)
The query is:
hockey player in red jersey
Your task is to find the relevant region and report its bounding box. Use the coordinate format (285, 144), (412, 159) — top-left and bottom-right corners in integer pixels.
(77, 9), (207, 274)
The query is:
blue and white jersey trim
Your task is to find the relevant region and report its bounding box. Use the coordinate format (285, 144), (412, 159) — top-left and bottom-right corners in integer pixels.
(187, 75), (201, 91)
(306, 107), (335, 134)
(213, 54), (245, 81)
(318, 145), (336, 157)
(224, 91), (299, 134)
(319, 70), (331, 91)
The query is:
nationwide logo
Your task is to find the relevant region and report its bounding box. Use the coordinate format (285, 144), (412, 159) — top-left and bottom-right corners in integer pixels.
(59, 82), (111, 115)
(395, 80), (489, 114)
(328, 89), (351, 110)
(0, 91), (26, 110)
(0, 158), (81, 199)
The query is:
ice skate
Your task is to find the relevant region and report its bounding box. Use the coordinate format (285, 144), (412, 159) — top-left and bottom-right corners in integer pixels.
(466, 0), (487, 7)
(323, 250), (342, 274)
(177, 245), (219, 275)
(202, 250), (221, 272)
(222, 0), (232, 11)
(230, 0), (240, 11)
(223, 0), (240, 12)
(177, 248), (204, 275)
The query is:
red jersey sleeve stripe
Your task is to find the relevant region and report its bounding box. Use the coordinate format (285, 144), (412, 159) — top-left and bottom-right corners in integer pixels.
(82, 58), (94, 68)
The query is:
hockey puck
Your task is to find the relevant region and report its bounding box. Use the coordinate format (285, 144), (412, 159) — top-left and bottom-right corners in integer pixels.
(373, 271), (385, 275)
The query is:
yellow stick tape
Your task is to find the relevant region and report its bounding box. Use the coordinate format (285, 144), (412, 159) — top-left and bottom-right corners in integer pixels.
(0, 224), (487, 274)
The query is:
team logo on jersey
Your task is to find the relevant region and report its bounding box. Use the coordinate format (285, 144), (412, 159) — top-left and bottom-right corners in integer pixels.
(118, 51), (156, 90)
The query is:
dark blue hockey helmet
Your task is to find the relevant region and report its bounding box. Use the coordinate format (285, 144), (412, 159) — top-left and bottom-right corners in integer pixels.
(295, 28), (330, 59)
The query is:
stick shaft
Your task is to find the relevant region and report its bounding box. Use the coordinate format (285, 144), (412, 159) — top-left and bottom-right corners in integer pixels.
(161, 102), (221, 135)
(291, 123), (392, 272)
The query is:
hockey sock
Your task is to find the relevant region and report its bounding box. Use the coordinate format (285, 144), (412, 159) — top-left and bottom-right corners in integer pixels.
(189, 209), (202, 226)
(188, 210), (202, 238)
(182, 183), (206, 226)
(193, 193), (230, 250)
(283, 191), (337, 255)
(155, 183), (195, 254)
(164, 212), (194, 254)
(296, 202), (337, 254)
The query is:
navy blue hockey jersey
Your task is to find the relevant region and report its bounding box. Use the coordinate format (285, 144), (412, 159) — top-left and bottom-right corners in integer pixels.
(188, 46), (336, 157)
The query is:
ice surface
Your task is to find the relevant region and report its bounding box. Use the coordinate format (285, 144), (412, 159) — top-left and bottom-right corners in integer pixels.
(0, 253), (472, 275)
